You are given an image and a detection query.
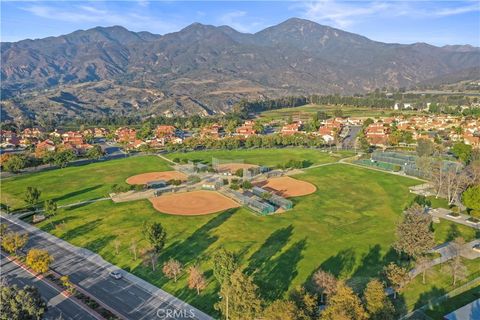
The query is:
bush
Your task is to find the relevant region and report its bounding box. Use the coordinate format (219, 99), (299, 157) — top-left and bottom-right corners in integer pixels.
(222, 179), (229, 185)
(235, 169), (244, 177)
(111, 184), (132, 193)
(451, 206), (460, 213)
(230, 183), (239, 190)
(470, 210), (480, 219)
(188, 175), (201, 183)
(392, 165), (402, 172)
(410, 195), (432, 208)
(241, 181), (253, 190)
(134, 184), (145, 191)
(172, 158), (181, 163)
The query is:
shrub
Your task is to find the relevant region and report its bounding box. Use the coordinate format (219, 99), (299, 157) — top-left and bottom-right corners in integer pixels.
(242, 181), (253, 190)
(392, 165), (402, 172)
(230, 183), (239, 190)
(172, 158), (180, 163)
(223, 179), (229, 185)
(134, 184), (145, 191)
(235, 169), (244, 177)
(470, 210), (480, 219)
(188, 175), (201, 183)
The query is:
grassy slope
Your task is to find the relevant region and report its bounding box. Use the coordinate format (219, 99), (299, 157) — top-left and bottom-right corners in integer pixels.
(0, 156), (171, 210)
(36, 163), (420, 314)
(166, 148), (352, 167)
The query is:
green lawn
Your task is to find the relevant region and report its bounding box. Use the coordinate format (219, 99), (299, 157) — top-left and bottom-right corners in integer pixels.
(424, 284), (480, 319)
(166, 148), (352, 167)
(433, 220), (479, 244)
(33, 163), (420, 315)
(258, 104), (421, 122)
(1, 156), (171, 210)
(3, 151), (475, 317)
(399, 258), (480, 314)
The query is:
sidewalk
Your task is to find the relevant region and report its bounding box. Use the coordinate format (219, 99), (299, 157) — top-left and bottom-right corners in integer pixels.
(429, 208), (480, 230)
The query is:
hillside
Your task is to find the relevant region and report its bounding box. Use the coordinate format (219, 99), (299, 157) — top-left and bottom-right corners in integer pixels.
(1, 18), (479, 121)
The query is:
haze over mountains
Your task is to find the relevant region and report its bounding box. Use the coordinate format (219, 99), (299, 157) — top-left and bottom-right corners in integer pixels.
(1, 18), (479, 121)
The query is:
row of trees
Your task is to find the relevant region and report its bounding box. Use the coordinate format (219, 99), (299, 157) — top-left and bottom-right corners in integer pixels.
(166, 133), (329, 152)
(1, 144), (104, 173)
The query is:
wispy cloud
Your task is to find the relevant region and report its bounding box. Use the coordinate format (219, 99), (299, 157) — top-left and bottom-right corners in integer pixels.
(22, 3), (181, 34)
(299, 0), (480, 28)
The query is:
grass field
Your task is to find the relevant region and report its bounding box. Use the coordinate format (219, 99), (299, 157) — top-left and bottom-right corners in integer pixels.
(424, 284), (480, 319)
(258, 104), (421, 122)
(166, 148), (352, 167)
(399, 258), (479, 314)
(0, 156), (171, 210)
(2, 151), (477, 316)
(28, 160), (422, 314)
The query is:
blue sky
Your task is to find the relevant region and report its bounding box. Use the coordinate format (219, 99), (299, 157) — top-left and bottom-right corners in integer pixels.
(1, 1), (479, 46)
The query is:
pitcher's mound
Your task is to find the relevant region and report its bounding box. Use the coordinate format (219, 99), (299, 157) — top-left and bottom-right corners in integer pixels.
(149, 190), (240, 215)
(126, 171), (187, 185)
(256, 176), (316, 197)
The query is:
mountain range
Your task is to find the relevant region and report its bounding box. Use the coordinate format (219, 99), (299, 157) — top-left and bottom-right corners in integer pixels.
(1, 18), (479, 121)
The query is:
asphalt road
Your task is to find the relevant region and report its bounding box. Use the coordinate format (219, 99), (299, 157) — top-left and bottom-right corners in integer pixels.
(1, 218), (211, 320)
(1, 252), (99, 320)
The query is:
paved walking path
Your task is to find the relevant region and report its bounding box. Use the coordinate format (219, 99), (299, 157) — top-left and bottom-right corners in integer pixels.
(15, 197), (111, 219)
(1, 213), (213, 320)
(429, 208), (480, 229)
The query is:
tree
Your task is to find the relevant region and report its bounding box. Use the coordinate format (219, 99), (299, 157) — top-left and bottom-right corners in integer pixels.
(321, 282), (368, 320)
(263, 300), (299, 320)
(215, 269), (263, 320)
(26, 249), (53, 274)
(289, 286), (318, 320)
(394, 204), (434, 258)
(130, 239), (138, 261)
(60, 275), (75, 294)
(53, 149), (76, 168)
(1, 232), (28, 255)
(140, 248), (159, 271)
(0, 285), (47, 320)
(313, 269), (337, 303)
(142, 221), (167, 253)
(416, 139), (435, 157)
(213, 248), (238, 285)
(43, 199), (57, 217)
(0, 224), (8, 241)
(187, 265), (207, 295)
(384, 263), (410, 299)
(114, 239), (120, 255)
(452, 142), (472, 164)
(24, 187), (41, 209)
(415, 256), (432, 285)
(86, 145), (104, 160)
(162, 259), (182, 282)
(447, 256), (467, 286)
(363, 279), (395, 320)
(2, 154), (27, 173)
(462, 185), (480, 211)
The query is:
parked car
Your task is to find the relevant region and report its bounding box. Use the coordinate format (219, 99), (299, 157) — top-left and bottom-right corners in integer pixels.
(109, 271), (123, 280)
(472, 244), (480, 253)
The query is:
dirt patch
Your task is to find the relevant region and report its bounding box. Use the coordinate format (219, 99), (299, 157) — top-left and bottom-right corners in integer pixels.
(255, 176), (316, 197)
(126, 171), (187, 185)
(217, 163), (259, 173)
(149, 190), (240, 216)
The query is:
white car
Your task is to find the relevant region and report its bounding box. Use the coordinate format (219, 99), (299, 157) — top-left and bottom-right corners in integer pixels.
(109, 271), (123, 280)
(473, 244), (480, 253)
